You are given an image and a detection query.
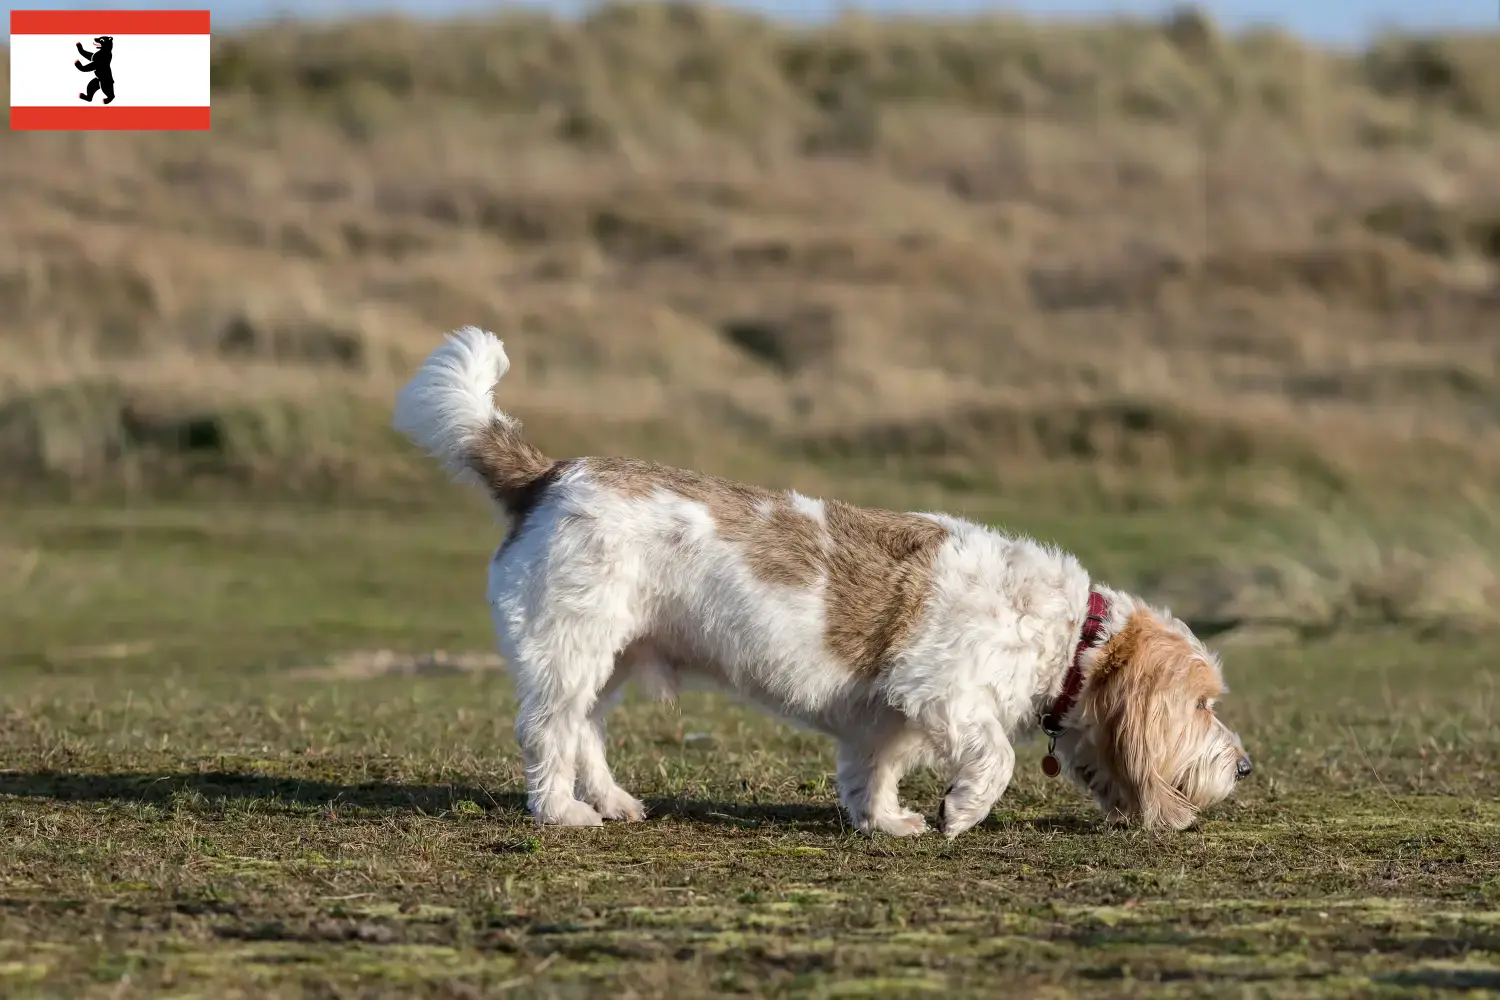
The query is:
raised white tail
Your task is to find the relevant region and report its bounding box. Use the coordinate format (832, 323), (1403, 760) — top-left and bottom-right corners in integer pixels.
(392, 327), (552, 510)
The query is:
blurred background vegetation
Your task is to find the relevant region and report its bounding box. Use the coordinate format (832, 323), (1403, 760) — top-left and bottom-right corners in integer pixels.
(2, 1), (1500, 640)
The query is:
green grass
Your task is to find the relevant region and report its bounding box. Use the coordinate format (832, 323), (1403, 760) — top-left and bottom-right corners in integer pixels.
(1, 500), (1498, 998)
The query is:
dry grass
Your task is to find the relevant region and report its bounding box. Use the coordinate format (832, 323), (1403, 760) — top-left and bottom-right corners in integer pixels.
(1, 7), (1499, 611)
(0, 4), (1497, 496)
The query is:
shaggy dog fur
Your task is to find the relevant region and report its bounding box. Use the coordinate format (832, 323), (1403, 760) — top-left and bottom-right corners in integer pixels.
(393, 328), (1251, 838)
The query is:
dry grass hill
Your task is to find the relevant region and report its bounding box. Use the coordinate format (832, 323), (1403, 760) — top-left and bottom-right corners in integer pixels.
(2, 2), (1500, 632)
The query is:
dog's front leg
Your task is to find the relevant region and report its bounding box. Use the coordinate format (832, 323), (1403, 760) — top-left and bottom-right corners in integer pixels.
(934, 711), (1014, 839)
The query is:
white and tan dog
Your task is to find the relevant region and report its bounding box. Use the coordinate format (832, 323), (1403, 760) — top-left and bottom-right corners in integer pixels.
(394, 328), (1252, 838)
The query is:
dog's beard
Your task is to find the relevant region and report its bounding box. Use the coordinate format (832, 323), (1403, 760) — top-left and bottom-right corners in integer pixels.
(1175, 724), (1243, 811)
(1055, 717), (1241, 828)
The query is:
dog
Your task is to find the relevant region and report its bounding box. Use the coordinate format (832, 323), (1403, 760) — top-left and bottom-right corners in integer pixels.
(393, 328), (1252, 838)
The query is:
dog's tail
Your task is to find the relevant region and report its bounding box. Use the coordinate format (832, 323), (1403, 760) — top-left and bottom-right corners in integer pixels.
(393, 326), (555, 514)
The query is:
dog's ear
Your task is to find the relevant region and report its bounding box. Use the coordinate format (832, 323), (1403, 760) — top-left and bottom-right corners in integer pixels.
(1089, 614), (1198, 831)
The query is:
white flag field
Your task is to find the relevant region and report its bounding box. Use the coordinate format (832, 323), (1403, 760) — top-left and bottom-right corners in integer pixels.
(9, 9), (211, 130)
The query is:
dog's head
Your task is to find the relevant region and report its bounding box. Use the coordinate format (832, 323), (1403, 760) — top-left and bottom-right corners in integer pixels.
(1051, 606), (1248, 831)
(93, 35), (113, 50)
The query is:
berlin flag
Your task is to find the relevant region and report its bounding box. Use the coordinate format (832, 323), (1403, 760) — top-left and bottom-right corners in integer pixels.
(9, 10), (211, 130)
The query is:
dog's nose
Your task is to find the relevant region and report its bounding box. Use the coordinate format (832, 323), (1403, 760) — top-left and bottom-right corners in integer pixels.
(1236, 755), (1253, 779)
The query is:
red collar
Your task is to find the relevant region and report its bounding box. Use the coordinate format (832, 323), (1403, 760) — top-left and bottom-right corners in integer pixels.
(1040, 590), (1110, 738)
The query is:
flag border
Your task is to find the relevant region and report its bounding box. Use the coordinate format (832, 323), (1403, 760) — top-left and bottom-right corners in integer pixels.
(10, 10), (210, 35)
(9, 106), (212, 131)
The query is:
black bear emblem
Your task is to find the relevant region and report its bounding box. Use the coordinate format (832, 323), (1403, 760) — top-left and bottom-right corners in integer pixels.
(74, 35), (115, 104)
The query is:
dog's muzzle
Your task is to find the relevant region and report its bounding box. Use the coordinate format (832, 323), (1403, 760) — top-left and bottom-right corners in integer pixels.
(1235, 754), (1253, 780)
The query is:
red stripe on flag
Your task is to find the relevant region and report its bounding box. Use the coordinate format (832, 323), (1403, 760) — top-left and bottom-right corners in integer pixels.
(9, 9), (210, 34)
(9, 106), (212, 131)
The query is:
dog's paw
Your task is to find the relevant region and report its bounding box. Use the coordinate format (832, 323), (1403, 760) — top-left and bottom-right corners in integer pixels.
(875, 810), (927, 837)
(851, 807), (927, 837)
(936, 803), (996, 839)
(936, 790), (985, 840)
(534, 799), (604, 828)
(590, 787), (648, 823)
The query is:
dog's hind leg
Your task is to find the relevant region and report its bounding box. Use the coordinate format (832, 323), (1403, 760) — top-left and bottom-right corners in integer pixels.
(512, 682), (604, 828)
(503, 623), (631, 828)
(571, 644), (653, 822)
(489, 496), (649, 828)
(575, 714), (645, 821)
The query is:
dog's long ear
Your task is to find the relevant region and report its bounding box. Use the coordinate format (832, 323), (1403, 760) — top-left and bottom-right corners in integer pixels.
(1088, 615), (1198, 831)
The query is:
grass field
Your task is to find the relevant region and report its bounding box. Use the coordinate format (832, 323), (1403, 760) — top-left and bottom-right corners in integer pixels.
(1, 502), (1497, 998)
(3, 3), (1500, 996)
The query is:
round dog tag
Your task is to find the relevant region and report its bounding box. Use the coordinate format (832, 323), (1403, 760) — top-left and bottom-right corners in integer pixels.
(1041, 754), (1061, 778)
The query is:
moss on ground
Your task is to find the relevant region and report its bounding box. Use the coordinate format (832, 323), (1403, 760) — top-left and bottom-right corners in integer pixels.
(0, 501), (1496, 997)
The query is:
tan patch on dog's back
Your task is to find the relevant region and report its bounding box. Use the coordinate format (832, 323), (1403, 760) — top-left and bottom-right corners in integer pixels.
(823, 501), (948, 676)
(586, 457), (822, 587)
(743, 497), (827, 587)
(585, 457), (947, 674)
